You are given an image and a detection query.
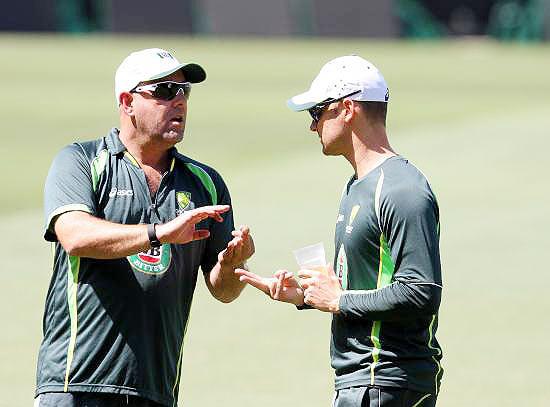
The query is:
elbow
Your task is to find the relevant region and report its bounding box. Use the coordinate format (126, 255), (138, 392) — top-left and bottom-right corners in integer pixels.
(212, 289), (241, 303)
(215, 295), (237, 304)
(60, 239), (87, 257)
(55, 216), (93, 257)
(58, 234), (94, 257)
(209, 283), (245, 304)
(413, 284), (441, 316)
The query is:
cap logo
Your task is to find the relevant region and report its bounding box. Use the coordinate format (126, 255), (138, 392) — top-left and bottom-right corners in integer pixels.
(157, 51), (174, 60)
(385, 88), (390, 102)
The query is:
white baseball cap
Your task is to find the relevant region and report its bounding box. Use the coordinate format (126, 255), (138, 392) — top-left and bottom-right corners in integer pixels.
(287, 55), (389, 112)
(114, 48), (206, 104)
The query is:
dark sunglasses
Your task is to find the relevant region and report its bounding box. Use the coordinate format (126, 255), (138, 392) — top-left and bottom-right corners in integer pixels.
(308, 90), (361, 123)
(131, 81), (192, 101)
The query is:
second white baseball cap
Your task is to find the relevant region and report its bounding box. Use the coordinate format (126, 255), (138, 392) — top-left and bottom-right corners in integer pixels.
(287, 55), (389, 112)
(114, 48), (206, 104)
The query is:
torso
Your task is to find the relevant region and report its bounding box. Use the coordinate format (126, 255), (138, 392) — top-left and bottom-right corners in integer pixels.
(331, 155), (443, 393)
(38, 129), (235, 405)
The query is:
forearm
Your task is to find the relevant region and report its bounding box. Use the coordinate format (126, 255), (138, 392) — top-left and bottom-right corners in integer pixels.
(206, 262), (247, 303)
(338, 281), (442, 321)
(55, 211), (151, 259)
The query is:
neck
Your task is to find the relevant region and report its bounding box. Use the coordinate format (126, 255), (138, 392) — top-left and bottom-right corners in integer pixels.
(119, 126), (171, 172)
(344, 124), (396, 179)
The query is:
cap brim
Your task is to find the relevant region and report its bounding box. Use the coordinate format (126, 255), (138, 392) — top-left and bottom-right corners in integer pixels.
(148, 63), (206, 84)
(286, 90), (325, 112)
(181, 63), (207, 83)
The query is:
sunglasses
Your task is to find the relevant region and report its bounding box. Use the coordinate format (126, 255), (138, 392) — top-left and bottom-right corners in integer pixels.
(308, 90), (361, 123)
(131, 81), (192, 101)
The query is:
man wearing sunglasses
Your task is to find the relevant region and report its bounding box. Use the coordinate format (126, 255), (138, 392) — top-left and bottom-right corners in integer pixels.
(35, 48), (254, 407)
(236, 55), (443, 406)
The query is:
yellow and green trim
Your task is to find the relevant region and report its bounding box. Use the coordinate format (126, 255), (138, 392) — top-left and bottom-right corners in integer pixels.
(427, 314), (443, 394)
(91, 149), (109, 192)
(64, 255), (80, 391)
(370, 169), (396, 385)
(412, 393), (432, 407)
(369, 234), (395, 384)
(185, 163), (217, 205)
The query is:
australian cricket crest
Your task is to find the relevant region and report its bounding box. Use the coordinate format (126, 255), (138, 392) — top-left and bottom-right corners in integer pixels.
(176, 191), (194, 215)
(127, 244), (172, 275)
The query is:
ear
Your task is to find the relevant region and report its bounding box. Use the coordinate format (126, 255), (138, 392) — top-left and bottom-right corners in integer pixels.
(119, 92), (135, 115)
(342, 99), (355, 124)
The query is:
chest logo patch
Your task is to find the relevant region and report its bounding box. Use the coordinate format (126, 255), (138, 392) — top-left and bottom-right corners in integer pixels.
(127, 244), (172, 275)
(346, 205), (361, 234)
(176, 191), (194, 215)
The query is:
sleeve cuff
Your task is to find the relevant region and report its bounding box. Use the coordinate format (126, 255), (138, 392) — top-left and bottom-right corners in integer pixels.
(44, 204), (92, 242)
(338, 291), (351, 316)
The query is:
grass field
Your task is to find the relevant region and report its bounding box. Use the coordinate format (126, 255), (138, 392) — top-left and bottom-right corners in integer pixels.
(1, 34), (549, 406)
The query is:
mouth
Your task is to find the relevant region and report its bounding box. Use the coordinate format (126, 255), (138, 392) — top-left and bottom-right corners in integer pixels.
(170, 115), (184, 125)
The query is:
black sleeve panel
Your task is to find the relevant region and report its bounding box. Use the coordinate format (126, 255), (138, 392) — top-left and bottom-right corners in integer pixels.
(381, 177), (442, 286)
(339, 282), (441, 321)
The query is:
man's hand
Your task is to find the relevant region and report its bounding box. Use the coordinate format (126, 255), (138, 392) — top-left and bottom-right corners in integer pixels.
(204, 225), (254, 303)
(235, 269), (304, 306)
(156, 205), (230, 244)
(218, 225), (255, 268)
(298, 265), (342, 313)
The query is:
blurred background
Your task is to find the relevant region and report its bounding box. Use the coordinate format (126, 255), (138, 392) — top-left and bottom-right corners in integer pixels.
(2, 0), (550, 40)
(1, 1), (549, 407)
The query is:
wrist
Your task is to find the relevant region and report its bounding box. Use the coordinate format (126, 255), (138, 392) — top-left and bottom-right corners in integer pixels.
(147, 223), (162, 247)
(293, 293), (305, 307)
(329, 291), (342, 314)
(153, 223), (168, 244)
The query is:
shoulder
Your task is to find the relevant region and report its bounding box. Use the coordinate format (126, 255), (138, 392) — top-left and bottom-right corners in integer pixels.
(53, 138), (107, 164)
(174, 152), (225, 182)
(378, 157), (438, 216)
(381, 157), (435, 198)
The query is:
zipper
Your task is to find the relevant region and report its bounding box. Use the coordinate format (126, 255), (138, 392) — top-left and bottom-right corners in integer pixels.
(149, 168), (171, 223)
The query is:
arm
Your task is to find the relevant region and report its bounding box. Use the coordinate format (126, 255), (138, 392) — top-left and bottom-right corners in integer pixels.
(204, 225), (255, 303)
(235, 268), (305, 306)
(54, 205), (230, 258)
(300, 178), (442, 318)
(338, 281), (441, 320)
(300, 261), (441, 320)
(46, 144), (230, 258)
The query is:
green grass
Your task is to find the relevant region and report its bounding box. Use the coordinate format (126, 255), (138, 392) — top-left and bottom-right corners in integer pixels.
(1, 34), (549, 406)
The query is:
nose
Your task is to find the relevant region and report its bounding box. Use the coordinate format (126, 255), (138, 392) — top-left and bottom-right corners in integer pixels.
(172, 91), (188, 107)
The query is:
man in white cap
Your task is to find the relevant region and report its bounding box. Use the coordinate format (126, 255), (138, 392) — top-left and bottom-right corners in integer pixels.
(35, 48), (254, 407)
(236, 56), (443, 406)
